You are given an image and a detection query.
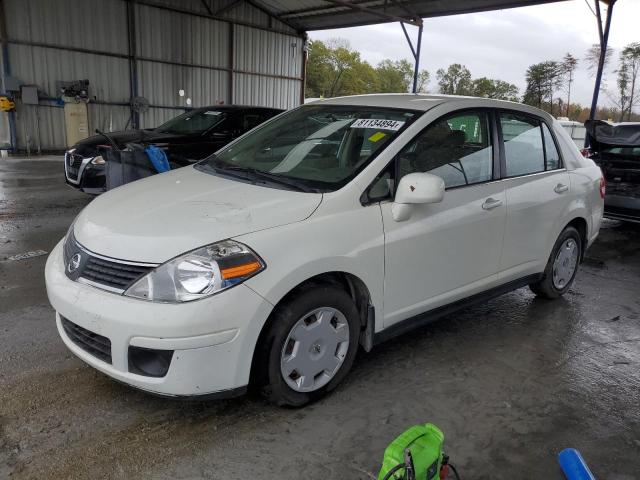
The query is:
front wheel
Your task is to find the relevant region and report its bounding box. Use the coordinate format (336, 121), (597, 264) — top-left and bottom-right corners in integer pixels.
(530, 226), (582, 299)
(259, 286), (360, 407)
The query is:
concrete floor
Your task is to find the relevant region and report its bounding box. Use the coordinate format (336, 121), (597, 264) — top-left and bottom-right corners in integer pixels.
(1, 157), (639, 480)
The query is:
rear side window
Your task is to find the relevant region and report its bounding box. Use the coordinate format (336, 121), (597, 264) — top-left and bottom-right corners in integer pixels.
(542, 123), (561, 170)
(397, 111), (493, 188)
(500, 113), (545, 176)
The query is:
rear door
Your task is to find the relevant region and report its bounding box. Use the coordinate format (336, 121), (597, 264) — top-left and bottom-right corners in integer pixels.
(497, 111), (571, 281)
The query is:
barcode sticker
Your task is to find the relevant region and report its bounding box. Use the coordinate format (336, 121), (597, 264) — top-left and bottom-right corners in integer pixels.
(350, 119), (405, 131)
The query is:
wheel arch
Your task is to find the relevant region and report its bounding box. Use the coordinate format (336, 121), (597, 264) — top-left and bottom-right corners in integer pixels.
(248, 271), (374, 389)
(564, 216), (589, 261)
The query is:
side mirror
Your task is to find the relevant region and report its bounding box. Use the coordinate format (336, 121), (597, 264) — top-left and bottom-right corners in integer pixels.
(392, 172), (445, 222)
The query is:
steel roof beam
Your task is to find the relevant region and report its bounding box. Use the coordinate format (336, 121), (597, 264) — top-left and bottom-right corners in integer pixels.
(324, 1), (422, 26)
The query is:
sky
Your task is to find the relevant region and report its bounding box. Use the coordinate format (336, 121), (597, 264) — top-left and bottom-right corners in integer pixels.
(308, 0), (640, 108)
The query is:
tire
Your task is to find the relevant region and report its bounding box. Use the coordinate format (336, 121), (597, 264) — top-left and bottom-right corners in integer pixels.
(258, 285), (360, 407)
(529, 226), (582, 299)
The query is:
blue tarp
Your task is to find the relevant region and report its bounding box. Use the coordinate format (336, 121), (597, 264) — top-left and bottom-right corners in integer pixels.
(145, 145), (170, 173)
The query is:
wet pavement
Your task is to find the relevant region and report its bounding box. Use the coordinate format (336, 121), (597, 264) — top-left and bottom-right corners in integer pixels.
(1, 157), (639, 479)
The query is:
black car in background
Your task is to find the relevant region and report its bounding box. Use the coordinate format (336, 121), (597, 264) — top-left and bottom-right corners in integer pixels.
(586, 120), (640, 223)
(64, 105), (283, 194)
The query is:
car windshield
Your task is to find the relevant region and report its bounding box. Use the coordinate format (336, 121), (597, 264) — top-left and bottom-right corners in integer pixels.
(155, 109), (228, 135)
(197, 104), (418, 192)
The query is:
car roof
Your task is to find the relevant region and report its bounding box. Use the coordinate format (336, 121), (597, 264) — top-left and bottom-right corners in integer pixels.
(192, 105), (283, 112)
(306, 93), (554, 121)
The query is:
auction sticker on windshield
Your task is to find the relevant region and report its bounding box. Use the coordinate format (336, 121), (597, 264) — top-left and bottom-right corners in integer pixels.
(350, 119), (405, 131)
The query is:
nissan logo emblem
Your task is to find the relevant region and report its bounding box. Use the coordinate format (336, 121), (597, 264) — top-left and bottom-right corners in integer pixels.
(68, 253), (82, 273)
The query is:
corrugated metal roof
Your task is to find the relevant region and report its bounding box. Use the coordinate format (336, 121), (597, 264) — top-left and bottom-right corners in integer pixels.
(254, 0), (566, 30)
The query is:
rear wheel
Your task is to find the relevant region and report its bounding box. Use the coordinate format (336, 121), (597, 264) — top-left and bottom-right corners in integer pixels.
(530, 226), (582, 299)
(259, 286), (360, 407)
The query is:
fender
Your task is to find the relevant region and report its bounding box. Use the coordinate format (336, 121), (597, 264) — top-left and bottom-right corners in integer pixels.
(238, 199), (385, 332)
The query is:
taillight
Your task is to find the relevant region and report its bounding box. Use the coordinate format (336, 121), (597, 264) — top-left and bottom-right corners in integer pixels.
(599, 175), (606, 199)
(580, 148), (592, 158)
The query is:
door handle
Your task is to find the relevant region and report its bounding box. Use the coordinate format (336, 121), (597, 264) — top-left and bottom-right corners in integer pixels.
(482, 197), (503, 210)
(554, 183), (569, 194)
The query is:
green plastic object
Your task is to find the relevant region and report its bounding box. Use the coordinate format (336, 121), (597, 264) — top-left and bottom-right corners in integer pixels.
(378, 423), (445, 480)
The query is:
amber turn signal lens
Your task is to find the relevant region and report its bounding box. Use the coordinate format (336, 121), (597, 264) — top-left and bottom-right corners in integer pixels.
(221, 261), (262, 280)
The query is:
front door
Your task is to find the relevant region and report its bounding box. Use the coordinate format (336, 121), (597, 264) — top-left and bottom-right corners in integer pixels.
(380, 110), (506, 327)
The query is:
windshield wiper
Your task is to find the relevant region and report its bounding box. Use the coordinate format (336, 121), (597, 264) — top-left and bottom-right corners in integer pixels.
(207, 159), (316, 193)
(224, 165), (315, 193)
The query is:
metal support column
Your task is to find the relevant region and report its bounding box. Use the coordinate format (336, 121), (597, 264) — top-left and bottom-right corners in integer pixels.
(126, 0), (140, 129)
(401, 20), (424, 93)
(588, 0), (616, 125)
(412, 23), (423, 93)
(228, 23), (234, 104)
(0, 0), (16, 152)
(300, 34), (308, 106)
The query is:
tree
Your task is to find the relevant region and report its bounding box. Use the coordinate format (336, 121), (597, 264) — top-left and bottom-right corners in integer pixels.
(523, 61), (562, 113)
(306, 39), (375, 97)
(376, 59), (414, 93)
(561, 53), (578, 116)
(305, 39), (426, 97)
(436, 64), (472, 95)
(471, 77), (519, 101)
(416, 70), (430, 93)
(619, 43), (640, 120)
(585, 43), (614, 90)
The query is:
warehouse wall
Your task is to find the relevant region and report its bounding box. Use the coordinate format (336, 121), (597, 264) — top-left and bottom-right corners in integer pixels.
(1, 0), (305, 151)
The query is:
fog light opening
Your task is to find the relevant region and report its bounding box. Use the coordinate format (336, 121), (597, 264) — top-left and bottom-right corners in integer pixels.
(128, 346), (174, 378)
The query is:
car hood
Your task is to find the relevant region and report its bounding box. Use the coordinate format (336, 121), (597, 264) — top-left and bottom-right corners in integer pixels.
(73, 166), (322, 263)
(72, 129), (192, 157)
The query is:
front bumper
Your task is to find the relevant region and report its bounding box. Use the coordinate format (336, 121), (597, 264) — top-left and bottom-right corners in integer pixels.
(45, 240), (273, 397)
(64, 152), (106, 194)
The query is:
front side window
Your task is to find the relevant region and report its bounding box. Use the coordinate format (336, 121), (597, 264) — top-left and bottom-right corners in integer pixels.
(500, 113), (546, 176)
(198, 105), (419, 192)
(396, 111), (493, 189)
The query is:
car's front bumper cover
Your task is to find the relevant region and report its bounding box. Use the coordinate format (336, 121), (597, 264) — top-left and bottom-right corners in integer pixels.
(45, 240), (274, 397)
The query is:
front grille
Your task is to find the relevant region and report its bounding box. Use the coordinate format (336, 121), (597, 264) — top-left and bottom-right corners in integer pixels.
(81, 256), (152, 290)
(65, 153), (84, 181)
(61, 316), (112, 364)
(64, 233), (155, 292)
(69, 153), (83, 168)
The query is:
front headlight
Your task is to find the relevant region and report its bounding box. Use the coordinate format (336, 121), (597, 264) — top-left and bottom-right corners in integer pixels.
(124, 240), (265, 303)
(91, 155), (105, 165)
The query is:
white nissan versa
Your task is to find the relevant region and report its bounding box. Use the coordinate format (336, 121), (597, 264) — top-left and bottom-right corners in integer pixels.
(45, 94), (604, 406)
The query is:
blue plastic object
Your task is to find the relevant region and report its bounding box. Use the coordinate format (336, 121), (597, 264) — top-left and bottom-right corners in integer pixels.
(558, 448), (596, 480)
(145, 145), (170, 173)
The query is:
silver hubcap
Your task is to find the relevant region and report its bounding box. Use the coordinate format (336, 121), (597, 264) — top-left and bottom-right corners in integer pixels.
(280, 307), (350, 393)
(552, 238), (579, 289)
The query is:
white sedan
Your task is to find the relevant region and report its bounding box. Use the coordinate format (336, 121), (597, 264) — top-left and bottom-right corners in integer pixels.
(45, 94), (604, 406)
